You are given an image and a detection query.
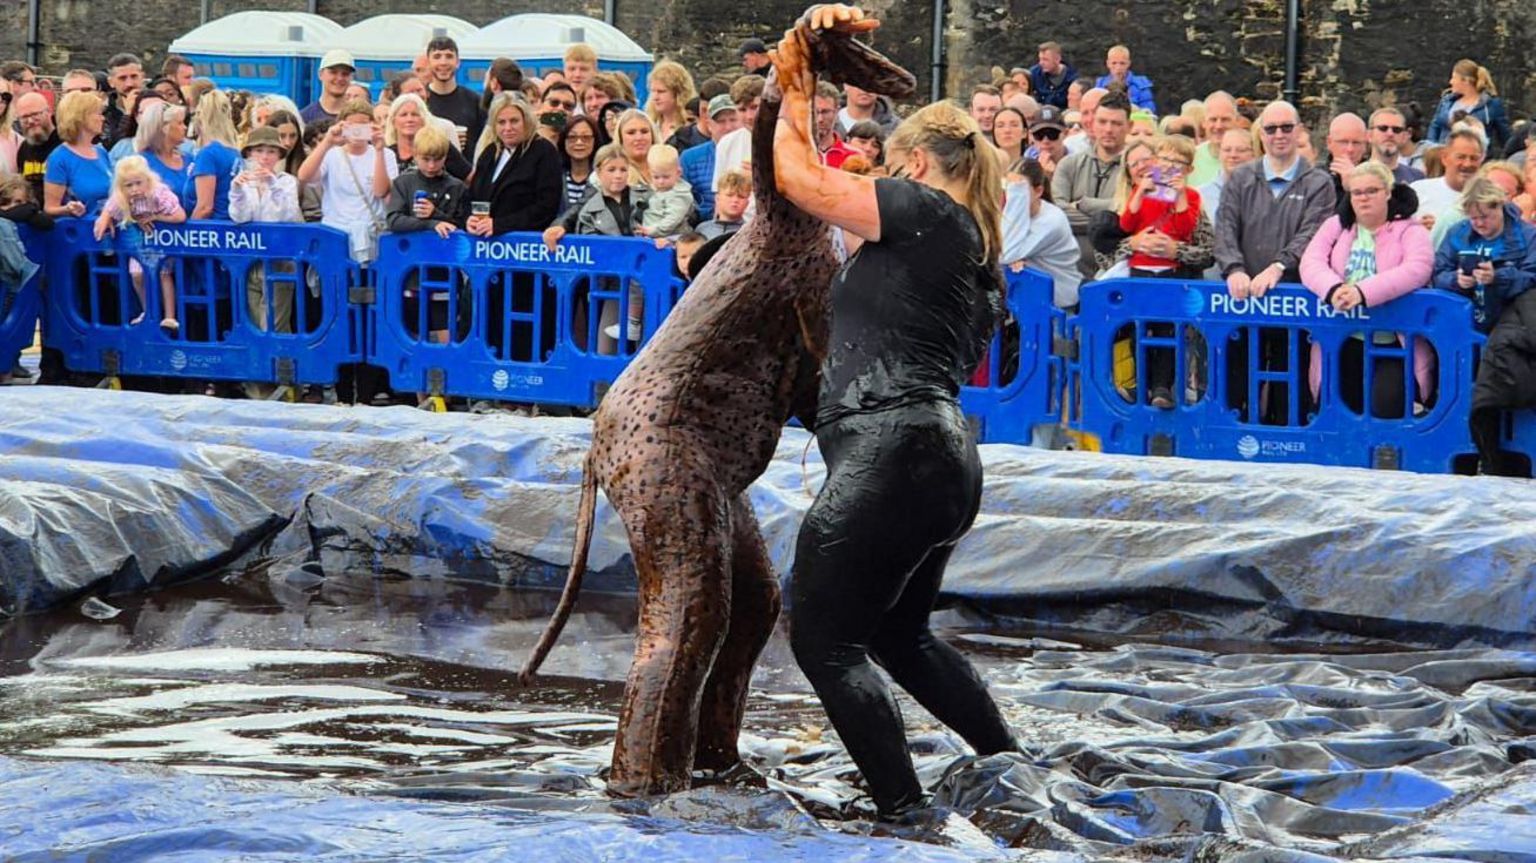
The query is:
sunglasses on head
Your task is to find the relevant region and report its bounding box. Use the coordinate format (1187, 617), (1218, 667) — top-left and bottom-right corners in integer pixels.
(1374, 124), (1405, 134)
(1031, 127), (1062, 141)
(1261, 122), (1296, 135)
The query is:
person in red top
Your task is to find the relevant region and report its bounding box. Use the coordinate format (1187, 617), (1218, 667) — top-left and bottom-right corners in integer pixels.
(1120, 134), (1202, 276)
(814, 81), (859, 168)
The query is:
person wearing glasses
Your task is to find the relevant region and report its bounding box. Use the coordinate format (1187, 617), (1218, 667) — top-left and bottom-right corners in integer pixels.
(14, 93), (58, 204)
(1214, 100), (1336, 423)
(1368, 107), (1424, 184)
(1300, 161), (1433, 417)
(1027, 105), (1069, 178)
(0, 62), (36, 99)
(1322, 113), (1369, 203)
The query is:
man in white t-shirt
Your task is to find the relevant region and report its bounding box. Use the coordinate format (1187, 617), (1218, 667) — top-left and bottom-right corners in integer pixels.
(711, 75), (764, 193)
(296, 99), (400, 264)
(1410, 127), (1485, 232)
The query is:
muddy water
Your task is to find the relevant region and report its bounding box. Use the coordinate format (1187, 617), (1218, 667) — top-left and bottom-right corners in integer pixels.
(6, 570), (1536, 861)
(0, 571), (1132, 819)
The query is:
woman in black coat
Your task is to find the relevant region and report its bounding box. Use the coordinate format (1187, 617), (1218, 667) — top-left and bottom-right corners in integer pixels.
(465, 92), (565, 363)
(465, 92), (563, 237)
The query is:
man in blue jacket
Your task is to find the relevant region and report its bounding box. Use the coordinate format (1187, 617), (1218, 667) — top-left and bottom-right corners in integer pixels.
(1094, 45), (1155, 114)
(1431, 176), (1536, 475)
(1029, 42), (1078, 110)
(679, 95), (740, 222)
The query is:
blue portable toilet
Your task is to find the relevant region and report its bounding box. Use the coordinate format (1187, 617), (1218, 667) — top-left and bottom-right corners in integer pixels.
(458, 14), (654, 99)
(168, 11), (343, 106)
(332, 14), (479, 100)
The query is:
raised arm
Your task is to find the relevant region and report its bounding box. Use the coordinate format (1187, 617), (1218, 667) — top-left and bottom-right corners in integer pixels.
(769, 12), (882, 242)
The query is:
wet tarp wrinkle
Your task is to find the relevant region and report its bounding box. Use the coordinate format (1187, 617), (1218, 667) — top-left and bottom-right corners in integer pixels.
(4, 389), (1536, 653)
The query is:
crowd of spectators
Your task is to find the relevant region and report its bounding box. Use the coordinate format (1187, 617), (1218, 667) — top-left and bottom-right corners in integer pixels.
(1, 36), (1535, 471)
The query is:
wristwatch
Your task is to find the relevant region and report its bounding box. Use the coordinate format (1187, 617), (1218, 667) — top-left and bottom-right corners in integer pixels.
(1269, 261), (1285, 274)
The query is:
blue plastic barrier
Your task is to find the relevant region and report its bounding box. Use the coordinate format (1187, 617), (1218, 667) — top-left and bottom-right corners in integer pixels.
(1070, 278), (1482, 472)
(959, 267), (1066, 444)
(42, 219), (365, 387)
(369, 231), (679, 407)
(1, 226), (44, 372)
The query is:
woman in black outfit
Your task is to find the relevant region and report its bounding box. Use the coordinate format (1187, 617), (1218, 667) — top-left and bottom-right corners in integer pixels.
(772, 8), (1019, 820)
(465, 92), (564, 361)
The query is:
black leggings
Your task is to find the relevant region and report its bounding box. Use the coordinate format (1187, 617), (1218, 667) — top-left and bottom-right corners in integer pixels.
(789, 400), (1016, 815)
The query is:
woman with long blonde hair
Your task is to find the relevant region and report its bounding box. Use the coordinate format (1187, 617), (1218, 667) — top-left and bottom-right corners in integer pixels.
(191, 89), (241, 219)
(1427, 59), (1510, 150)
(769, 7), (1018, 821)
(612, 108), (659, 188)
(644, 60), (697, 145)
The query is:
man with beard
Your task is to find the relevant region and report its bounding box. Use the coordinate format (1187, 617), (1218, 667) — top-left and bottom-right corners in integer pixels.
(13, 93), (60, 205)
(1369, 107), (1424, 184)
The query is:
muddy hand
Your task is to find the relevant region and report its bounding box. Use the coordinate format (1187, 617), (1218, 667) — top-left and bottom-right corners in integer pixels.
(770, 27), (815, 123)
(805, 4), (879, 34)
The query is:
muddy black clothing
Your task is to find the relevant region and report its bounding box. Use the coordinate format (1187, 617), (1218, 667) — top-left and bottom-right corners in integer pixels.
(791, 177), (1014, 816)
(816, 179), (1001, 428)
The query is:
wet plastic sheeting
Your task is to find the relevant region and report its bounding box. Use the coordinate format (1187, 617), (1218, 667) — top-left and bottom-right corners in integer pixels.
(0, 757), (1015, 863)
(5, 388), (1536, 651)
(5, 569), (1536, 861)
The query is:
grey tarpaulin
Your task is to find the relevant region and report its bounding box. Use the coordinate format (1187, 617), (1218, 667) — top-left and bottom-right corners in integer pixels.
(3, 388), (1535, 650)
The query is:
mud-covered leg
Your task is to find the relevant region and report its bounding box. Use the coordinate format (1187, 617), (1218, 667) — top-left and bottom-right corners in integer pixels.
(694, 495), (782, 773)
(607, 468), (735, 798)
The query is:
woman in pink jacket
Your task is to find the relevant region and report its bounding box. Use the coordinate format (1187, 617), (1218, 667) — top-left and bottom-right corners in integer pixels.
(1300, 161), (1435, 417)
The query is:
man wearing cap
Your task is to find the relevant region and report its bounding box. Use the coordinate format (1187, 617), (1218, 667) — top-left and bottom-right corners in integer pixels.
(302, 49), (357, 125)
(836, 83), (898, 138)
(1028, 104), (1070, 178)
(740, 39), (771, 77)
(424, 36), (486, 151)
(680, 94), (742, 221)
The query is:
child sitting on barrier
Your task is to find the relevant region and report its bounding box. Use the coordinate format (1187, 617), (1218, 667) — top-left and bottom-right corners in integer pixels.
(696, 168), (750, 241)
(92, 154), (186, 333)
(386, 124), (468, 349)
(543, 143), (650, 352)
(230, 126), (303, 339)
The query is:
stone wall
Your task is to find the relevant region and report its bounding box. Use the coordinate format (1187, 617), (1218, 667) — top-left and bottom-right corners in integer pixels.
(5, 0), (1534, 127)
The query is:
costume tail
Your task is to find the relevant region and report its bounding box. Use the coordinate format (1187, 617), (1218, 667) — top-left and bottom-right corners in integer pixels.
(518, 450), (598, 686)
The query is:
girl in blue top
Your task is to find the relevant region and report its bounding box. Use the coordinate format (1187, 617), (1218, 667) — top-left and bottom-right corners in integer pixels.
(1426, 60), (1510, 152)
(191, 91), (242, 220)
(137, 102), (195, 212)
(43, 92), (113, 218)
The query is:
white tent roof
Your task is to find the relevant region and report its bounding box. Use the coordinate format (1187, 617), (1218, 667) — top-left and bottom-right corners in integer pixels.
(169, 11), (344, 58)
(333, 14), (479, 62)
(459, 14), (652, 63)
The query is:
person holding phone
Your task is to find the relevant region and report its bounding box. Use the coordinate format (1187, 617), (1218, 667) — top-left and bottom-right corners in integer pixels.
(1432, 176), (1536, 475)
(297, 98), (397, 265)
